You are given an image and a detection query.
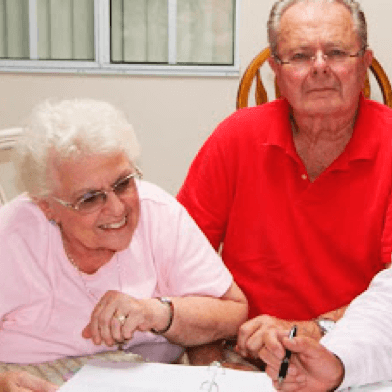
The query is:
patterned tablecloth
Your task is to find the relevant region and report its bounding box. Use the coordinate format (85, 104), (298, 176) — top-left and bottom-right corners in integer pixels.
(0, 351), (144, 386)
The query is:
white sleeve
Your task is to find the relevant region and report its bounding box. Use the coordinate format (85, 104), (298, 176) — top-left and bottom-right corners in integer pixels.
(321, 267), (392, 389)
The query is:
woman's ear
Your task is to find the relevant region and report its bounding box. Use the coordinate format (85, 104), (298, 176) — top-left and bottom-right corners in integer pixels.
(34, 197), (57, 222)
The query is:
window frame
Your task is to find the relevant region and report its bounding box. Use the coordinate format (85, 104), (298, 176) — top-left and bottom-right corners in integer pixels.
(0, 0), (240, 77)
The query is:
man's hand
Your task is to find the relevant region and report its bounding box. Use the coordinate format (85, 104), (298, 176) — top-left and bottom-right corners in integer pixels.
(261, 332), (345, 391)
(0, 371), (58, 392)
(235, 315), (322, 360)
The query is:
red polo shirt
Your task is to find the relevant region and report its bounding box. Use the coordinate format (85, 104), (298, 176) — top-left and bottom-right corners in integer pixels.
(177, 96), (392, 320)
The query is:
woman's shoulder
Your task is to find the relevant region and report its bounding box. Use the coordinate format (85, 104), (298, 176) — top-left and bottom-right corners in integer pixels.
(0, 194), (49, 238)
(137, 180), (178, 207)
(136, 180), (186, 229)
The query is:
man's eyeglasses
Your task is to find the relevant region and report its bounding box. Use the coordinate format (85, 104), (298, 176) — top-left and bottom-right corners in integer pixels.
(52, 167), (142, 214)
(274, 46), (367, 70)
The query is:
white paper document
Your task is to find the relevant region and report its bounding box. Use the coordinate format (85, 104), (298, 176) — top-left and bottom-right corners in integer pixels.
(58, 360), (276, 392)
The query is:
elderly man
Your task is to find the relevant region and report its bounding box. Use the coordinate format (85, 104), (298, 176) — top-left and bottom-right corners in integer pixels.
(177, 0), (392, 366)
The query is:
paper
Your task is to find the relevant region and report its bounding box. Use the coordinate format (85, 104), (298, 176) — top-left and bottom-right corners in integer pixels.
(347, 381), (392, 391)
(58, 360), (276, 392)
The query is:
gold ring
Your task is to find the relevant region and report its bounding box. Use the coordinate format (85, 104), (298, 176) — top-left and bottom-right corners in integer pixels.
(116, 314), (127, 325)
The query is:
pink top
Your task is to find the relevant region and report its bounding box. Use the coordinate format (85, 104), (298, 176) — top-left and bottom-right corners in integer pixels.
(0, 181), (232, 364)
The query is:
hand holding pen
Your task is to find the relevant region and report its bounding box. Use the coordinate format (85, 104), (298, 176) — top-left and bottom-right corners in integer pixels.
(278, 325), (298, 385)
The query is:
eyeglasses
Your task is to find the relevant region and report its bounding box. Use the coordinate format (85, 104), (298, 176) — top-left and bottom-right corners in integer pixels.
(274, 46), (367, 70)
(52, 167), (142, 214)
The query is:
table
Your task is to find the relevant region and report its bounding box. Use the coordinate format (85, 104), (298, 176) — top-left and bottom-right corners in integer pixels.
(1, 349), (392, 391)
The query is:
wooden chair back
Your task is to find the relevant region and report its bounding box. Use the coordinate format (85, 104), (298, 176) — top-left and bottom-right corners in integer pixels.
(236, 47), (392, 109)
(0, 128), (22, 205)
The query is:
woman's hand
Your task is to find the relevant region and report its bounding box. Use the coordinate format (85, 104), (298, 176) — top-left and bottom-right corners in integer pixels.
(0, 371), (58, 392)
(82, 290), (170, 346)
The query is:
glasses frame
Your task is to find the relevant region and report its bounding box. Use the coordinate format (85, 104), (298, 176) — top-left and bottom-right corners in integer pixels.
(52, 167), (142, 214)
(274, 45), (368, 67)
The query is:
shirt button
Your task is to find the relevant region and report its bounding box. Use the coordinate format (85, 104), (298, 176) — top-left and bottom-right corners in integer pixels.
(301, 174), (307, 180)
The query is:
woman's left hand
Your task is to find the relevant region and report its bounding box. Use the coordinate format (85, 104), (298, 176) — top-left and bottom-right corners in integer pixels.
(82, 290), (165, 346)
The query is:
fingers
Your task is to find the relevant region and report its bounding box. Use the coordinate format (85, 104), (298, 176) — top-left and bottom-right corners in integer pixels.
(90, 295), (117, 346)
(0, 371), (58, 392)
(236, 316), (290, 360)
(265, 362), (306, 392)
(280, 336), (321, 360)
(17, 372), (58, 392)
(273, 377), (307, 392)
(236, 317), (263, 356)
(265, 336), (344, 392)
(83, 290), (150, 347)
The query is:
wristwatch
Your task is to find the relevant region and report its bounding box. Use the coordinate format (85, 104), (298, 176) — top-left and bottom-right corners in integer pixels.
(315, 318), (336, 336)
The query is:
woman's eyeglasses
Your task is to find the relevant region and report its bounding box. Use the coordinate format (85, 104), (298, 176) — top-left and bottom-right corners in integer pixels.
(52, 168), (142, 214)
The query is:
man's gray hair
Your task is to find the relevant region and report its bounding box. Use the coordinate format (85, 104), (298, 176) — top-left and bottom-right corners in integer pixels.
(16, 99), (140, 197)
(268, 0), (368, 57)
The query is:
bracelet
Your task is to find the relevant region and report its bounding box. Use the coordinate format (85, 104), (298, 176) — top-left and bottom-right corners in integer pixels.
(151, 297), (174, 334)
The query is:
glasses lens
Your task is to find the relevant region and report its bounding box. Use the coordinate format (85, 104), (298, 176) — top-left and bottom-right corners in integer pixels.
(77, 192), (106, 213)
(113, 175), (134, 195)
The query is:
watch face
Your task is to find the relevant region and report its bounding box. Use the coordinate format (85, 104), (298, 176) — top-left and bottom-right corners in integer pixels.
(319, 319), (336, 333)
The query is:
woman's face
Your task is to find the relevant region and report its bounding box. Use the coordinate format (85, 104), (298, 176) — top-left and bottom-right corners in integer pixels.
(44, 152), (140, 255)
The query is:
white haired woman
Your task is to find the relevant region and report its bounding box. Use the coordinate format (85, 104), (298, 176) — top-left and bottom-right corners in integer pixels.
(0, 99), (248, 391)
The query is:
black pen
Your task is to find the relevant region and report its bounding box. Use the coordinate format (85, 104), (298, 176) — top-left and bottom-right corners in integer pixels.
(277, 325), (298, 385)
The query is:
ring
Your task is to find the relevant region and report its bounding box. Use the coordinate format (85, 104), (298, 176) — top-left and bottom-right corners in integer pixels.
(116, 314), (127, 325)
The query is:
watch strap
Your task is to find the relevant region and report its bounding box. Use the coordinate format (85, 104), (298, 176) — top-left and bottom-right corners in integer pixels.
(314, 318), (336, 336)
(151, 297), (174, 334)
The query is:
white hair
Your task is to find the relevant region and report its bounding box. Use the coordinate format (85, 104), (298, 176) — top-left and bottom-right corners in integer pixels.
(15, 99), (140, 197)
(268, 0), (368, 57)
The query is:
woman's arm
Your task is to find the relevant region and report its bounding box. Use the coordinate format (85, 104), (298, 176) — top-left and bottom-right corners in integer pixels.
(82, 281), (248, 347)
(163, 282), (247, 345)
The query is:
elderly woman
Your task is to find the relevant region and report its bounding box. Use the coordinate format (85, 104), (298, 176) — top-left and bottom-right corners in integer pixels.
(177, 0), (392, 376)
(0, 99), (247, 391)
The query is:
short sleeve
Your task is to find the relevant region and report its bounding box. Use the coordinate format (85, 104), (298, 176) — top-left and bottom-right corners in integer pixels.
(144, 192), (233, 298)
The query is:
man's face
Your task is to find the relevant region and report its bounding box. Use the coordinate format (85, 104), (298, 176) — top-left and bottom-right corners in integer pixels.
(269, 1), (372, 117)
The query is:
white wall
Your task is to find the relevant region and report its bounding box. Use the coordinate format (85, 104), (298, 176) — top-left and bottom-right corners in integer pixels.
(0, 0), (391, 200)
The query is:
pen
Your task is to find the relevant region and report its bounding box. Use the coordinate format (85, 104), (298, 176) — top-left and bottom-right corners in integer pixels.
(277, 325), (298, 385)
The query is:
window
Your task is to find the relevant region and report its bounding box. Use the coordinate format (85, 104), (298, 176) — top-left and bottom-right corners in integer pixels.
(0, 0), (239, 76)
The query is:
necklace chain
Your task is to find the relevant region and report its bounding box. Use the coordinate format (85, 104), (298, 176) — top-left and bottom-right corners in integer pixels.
(65, 250), (123, 301)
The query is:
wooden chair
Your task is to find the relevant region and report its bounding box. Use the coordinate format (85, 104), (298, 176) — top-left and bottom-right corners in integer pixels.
(236, 47), (392, 109)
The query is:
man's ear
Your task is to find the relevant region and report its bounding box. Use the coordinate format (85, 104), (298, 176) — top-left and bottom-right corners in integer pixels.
(363, 48), (373, 69)
(268, 57), (279, 74)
